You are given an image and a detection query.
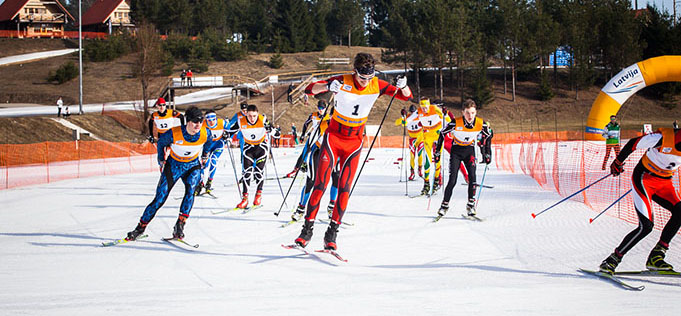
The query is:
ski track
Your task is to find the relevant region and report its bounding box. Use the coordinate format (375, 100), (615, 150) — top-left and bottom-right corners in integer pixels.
(1, 147), (679, 315)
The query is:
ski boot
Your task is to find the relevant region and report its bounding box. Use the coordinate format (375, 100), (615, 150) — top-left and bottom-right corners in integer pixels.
(291, 204), (305, 222)
(438, 202), (449, 217)
(466, 198), (477, 216)
(253, 190), (263, 206)
(236, 192), (249, 209)
(204, 179), (213, 194)
(418, 166), (423, 178)
(647, 242), (674, 271)
(286, 168), (299, 178)
(324, 221), (340, 250)
(194, 180), (204, 196)
(421, 182), (431, 195)
(433, 176), (442, 192)
(327, 200), (336, 219)
(599, 251), (622, 275)
(126, 222), (148, 241)
(408, 168), (416, 181)
(295, 220), (315, 247)
(173, 215), (187, 239)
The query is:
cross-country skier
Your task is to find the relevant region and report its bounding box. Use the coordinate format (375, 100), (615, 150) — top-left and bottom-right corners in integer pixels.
(126, 106), (213, 241)
(442, 108), (470, 184)
(598, 127), (681, 275)
(293, 52), (412, 251)
(396, 104), (424, 181)
(148, 97), (183, 143)
(225, 104), (272, 210)
(194, 110), (228, 195)
(285, 100), (328, 178)
(433, 99), (492, 217)
(412, 98), (448, 194)
(291, 101), (339, 222)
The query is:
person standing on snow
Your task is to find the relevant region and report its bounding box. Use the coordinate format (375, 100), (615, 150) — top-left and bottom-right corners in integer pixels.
(293, 52), (412, 251)
(601, 115), (621, 170)
(396, 104), (424, 181)
(434, 99), (492, 218)
(598, 127), (681, 275)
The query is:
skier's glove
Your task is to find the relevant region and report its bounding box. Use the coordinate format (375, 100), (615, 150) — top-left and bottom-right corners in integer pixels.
(610, 158), (624, 177)
(483, 153), (492, 164)
(401, 108), (407, 117)
(200, 154), (209, 168)
(328, 80), (342, 93)
(147, 135), (155, 143)
(395, 75), (408, 89)
(433, 150), (441, 163)
(301, 162), (308, 173)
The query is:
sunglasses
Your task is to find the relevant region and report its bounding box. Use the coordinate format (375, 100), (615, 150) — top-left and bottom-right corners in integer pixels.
(356, 67), (375, 80)
(189, 117), (204, 123)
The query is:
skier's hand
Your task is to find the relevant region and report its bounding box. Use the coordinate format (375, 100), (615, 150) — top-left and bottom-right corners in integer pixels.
(433, 151), (441, 163)
(147, 135), (155, 143)
(395, 75), (408, 89)
(301, 162), (308, 173)
(483, 153), (492, 164)
(200, 154), (209, 168)
(610, 158), (624, 177)
(400, 108), (407, 117)
(158, 160), (165, 171)
(328, 80), (342, 93)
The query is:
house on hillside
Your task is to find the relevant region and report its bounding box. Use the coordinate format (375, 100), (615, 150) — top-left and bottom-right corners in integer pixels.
(0, 0), (73, 38)
(80, 0), (133, 34)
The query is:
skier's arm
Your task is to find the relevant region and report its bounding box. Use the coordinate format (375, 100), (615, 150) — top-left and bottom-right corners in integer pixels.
(377, 79), (412, 101)
(148, 116), (155, 139)
(174, 110), (185, 126)
(616, 133), (662, 163)
(156, 130), (173, 164)
(301, 114), (313, 137)
(479, 122), (493, 164)
(305, 75), (344, 95)
(223, 118), (240, 139)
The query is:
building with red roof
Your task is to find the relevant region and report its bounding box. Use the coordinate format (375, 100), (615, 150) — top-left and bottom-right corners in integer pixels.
(80, 0), (133, 34)
(0, 0), (74, 38)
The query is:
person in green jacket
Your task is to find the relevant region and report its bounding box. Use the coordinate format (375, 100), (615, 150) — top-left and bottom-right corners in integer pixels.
(601, 115), (621, 170)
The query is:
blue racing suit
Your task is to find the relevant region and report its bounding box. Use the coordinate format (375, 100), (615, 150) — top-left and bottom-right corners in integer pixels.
(140, 125), (214, 223)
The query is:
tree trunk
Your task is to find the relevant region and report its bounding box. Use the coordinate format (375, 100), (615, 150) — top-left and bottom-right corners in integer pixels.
(415, 66), (421, 100)
(503, 56), (507, 95)
(439, 66), (444, 101)
(553, 50), (558, 86)
(347, 27), (351, 48)
(512, 61), (516, 102)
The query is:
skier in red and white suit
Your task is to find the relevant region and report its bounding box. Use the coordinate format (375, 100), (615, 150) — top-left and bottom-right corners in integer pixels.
(599, 127), (681, 275)
(294, 53), (412, 250)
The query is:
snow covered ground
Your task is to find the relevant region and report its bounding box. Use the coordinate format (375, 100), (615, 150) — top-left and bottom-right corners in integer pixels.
(1, 147), (679, 315)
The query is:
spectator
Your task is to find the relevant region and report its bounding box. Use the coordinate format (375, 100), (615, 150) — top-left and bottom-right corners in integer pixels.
(56, 97), (63, 118)
(674, 120), (679, 130)
(273, 125), (282, 148)
(186, 69), (193, 87)
(180, 69), (186, 87)
(291, 123), (298, 145)
(287, 84), (294, 103)
(63, 103), (71, 118)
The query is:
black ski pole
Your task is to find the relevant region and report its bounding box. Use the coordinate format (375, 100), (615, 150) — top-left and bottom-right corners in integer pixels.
(225, 137), (242, 197)
(349, 82), (401, 199)
(267, 133), (287, 204)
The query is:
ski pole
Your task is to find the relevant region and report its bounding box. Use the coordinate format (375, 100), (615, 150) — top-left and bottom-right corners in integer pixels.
(589, 189), (631, 223)
(267, 133), (287, 205)
(532, 173), (611, 218)
(474, 163), (489, 209)
(225, 137), (242, 197)
(349, 82), (401, 198)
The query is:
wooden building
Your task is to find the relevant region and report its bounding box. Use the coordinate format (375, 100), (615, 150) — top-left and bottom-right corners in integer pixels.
(0, 0), (74, 38)
(80, 0), (133, 34)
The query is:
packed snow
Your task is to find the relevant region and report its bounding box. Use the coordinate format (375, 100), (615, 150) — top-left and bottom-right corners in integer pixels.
(1, 147), (679, 315)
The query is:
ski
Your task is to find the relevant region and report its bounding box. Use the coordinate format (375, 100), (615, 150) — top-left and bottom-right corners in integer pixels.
(162, 237), (199, 248)
(578, 268), (645, 291)
(433, 215), (444, 222)
(463, 183), (494, 189)
(101, 234), (148, 247)
(614, 270), (681, 277)
(281, 243), (309, 254)
(198, 192), (218, 199)
(409, 193), (429, 198)
(317, 218), (355, 227)
(315, 249), (348, 262)
(280, 219), (301, 228)
(461, 214), (484, 222)
(241, 205), (264, 214)
(211, 207), (241, 215)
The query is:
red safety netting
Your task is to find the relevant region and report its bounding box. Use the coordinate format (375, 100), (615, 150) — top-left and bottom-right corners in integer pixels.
(495, 131), (681, 232)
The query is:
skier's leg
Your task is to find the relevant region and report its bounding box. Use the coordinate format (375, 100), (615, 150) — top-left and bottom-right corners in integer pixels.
(304, 134), (335, 221)
(140, 160), (181, 223)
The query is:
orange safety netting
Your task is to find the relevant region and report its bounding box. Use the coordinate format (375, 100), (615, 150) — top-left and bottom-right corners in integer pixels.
(495, 131), (680, 232)
(1, 141), (157, 190)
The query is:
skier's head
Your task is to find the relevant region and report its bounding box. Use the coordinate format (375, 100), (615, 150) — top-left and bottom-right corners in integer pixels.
(240, 102), (249, 115)
(246, 104), (259, 124)
(205, 110), (218, 128)
(156, 97), (167, 110)
(610, 115), (617, 122)
(317, 100), (327, 113)
(419, 98), (431, 111)
(409, 105), (417, 113)
(185, 106), (204, 135)
(354, 53), (376, 87)
(461, 99), (477, 123)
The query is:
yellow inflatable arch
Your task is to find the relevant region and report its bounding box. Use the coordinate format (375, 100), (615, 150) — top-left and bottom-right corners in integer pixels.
(585, 55), (681, 140)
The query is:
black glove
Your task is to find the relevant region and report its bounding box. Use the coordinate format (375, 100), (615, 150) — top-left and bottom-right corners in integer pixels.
(200, 154), (209, 168)
(400, 108), (407, 117)
(148, 135), (155, 143)
(300, 162), (308, 173)
(433, 150), (441, 164)
(222, 130), (232, 141)
(610, 159), (624, 176)
(483, 153), (492, 164)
